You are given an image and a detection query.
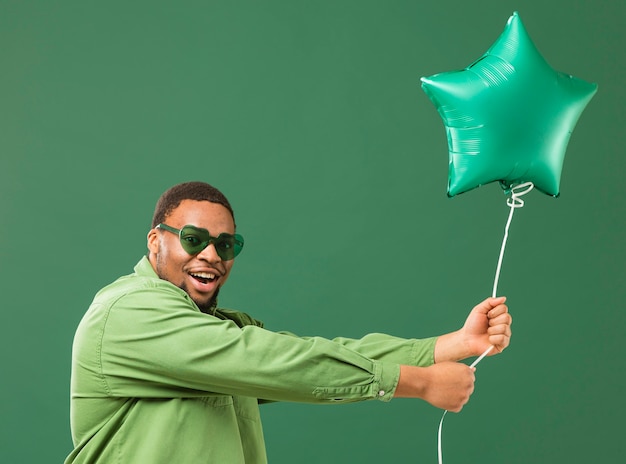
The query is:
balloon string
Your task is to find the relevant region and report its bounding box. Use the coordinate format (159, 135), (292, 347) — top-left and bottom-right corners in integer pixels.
(437, 410), (447, 464)
(474, 181), (534, 366)
(436, 182), (534, 464)
(492, 182), (534, 298)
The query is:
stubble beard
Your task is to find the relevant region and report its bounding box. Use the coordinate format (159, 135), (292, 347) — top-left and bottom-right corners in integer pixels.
(155, 252), (220, 314)
(180, 281), (220, 314)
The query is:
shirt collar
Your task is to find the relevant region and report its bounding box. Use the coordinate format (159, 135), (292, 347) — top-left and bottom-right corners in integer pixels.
(134, 255), (159, 278)
(132, 255), (213, 314)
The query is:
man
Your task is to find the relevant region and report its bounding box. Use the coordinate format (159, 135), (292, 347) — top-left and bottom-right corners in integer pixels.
(66, 181), (512, 463)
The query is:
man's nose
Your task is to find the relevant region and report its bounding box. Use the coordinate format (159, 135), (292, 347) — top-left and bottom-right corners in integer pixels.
(196, 242), (221, 262)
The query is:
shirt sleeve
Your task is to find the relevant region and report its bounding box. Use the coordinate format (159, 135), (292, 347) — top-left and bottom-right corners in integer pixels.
(318, 333), (436, 367)
(81, 283), (406, 404)
(276, 331), (436, 367)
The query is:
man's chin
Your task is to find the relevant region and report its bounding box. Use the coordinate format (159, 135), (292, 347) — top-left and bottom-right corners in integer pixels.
(157, 272), (220, 314)
(190, 287), (220, 314)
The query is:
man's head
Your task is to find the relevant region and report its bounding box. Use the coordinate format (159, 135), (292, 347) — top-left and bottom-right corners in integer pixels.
(147, 182), (240, 312)
(151, 181), (235, 229)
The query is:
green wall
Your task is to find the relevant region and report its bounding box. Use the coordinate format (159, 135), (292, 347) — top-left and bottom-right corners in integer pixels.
(2, 1), (624, 462)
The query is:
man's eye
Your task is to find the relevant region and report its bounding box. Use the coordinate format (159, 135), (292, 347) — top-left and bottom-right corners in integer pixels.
(183, 235), (201, 246)
(217, 240), (233, 250)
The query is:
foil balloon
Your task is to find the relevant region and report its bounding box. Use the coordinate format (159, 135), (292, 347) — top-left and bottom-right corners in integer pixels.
(421, 11), (598, 198)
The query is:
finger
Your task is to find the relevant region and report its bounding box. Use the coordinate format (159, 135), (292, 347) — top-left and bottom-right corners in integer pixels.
(474, 296), (507, 316)
(488, 334), (511, 351)
(489, 324), (512, 342)
(487, 304), (509, 319)
(488, 323), (512, 337)
(487, 312), (512, 327)
(489, 296), (507, 306)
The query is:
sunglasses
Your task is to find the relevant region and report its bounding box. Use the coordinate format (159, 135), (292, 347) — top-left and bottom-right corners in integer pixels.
(156, 223), (244, 261)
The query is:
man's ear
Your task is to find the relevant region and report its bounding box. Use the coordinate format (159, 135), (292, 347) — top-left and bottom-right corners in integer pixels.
(147, 229), (159, 256)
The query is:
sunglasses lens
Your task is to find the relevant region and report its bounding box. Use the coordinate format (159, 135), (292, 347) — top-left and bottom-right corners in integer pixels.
(214, 236), (235, 260)
(233, 235), (244, 258)
(213, 234), (244, 260)
(180, 226), (207, 255)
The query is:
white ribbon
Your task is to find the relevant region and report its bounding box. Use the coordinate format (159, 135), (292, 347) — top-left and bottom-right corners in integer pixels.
(491, 182), (534, 299)
(437, 182), (534, 464)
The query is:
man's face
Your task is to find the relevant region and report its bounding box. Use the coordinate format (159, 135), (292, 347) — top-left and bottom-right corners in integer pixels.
(147, 199), (236, 312)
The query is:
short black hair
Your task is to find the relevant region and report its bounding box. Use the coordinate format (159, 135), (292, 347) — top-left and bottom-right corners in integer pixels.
(151, 181), (235, 228)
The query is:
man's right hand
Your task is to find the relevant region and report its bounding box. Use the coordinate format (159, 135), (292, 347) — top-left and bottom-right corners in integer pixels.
(394, 363), (476, 412)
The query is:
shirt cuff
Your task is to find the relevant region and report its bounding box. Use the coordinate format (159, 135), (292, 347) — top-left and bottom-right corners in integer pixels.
(373, 361), (400, 402)
(311, 361), (400, 403)
(411, 336), (437, 367)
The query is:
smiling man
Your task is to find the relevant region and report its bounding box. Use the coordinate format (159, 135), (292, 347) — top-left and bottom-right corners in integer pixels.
(65, 181), (512, 464)
(149, 191), (240, 313)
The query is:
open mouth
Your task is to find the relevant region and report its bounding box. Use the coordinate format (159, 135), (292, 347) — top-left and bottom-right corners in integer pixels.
(190, 272), (217, 285)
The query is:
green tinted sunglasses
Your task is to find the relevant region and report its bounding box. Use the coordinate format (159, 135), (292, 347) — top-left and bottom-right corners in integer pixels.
(156, 223), (244, 261)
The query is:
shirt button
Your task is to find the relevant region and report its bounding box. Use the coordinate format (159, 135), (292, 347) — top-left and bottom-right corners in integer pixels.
(378, 390), (385, 397)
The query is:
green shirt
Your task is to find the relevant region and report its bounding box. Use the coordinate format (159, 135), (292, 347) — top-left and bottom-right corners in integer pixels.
(66, 257), (436, 463)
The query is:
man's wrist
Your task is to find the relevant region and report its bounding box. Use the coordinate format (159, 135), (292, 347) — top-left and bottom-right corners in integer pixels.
(394, 365), (428, 399)
(434, 330), (472, 363)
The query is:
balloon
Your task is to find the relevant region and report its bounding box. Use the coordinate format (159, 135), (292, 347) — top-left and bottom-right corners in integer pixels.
(420, 11), (598, 198)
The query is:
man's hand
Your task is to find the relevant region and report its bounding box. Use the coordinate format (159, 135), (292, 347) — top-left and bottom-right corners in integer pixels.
(395, 363), (476, 412)
(461, 296), (512, 356)
(434, 296), (512, 363)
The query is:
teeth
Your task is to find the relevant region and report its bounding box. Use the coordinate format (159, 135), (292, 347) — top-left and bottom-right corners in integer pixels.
(191, 272), (216, 279)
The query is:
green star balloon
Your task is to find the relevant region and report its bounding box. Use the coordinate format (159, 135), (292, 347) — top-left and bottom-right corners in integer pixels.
(421, 11), (598, 198)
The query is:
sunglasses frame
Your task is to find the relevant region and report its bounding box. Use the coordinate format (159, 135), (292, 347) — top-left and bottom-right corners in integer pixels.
(156, 223), (244, 261)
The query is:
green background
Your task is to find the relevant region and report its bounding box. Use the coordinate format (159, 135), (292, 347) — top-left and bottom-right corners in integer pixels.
(1, 1), (624, 462)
